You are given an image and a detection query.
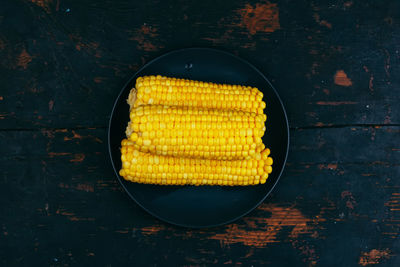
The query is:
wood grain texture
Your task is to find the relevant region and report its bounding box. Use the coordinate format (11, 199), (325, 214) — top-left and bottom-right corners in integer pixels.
(1, 0), (399, 266)
(1, 127), (399, 266)
(0, 0), (399, 129)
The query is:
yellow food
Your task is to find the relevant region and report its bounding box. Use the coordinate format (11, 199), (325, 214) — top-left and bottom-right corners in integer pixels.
(125, 104), (266, 160)
(120, 75), (273, 186)
(120, 140), (273, 186)
(132, 75), (266, 114)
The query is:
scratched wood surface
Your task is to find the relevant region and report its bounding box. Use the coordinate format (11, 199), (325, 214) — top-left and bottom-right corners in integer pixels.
(1, 0), (399, 266)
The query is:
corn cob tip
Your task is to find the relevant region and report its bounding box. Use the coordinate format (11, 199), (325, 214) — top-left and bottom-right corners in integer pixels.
(125, 88), (138, 138)
(127, 88), (137, 109)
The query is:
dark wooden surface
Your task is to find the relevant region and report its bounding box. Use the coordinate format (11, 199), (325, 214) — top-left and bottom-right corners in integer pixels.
(1, 0), (399, 266)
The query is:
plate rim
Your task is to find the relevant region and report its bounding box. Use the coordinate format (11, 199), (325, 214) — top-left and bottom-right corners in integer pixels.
(108, 47), (290, 228)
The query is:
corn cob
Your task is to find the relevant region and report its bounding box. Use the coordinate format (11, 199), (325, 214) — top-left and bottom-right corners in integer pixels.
(131, 75), (266, 114)
(120, 139), (273, 186)
(120, 75), (273, 186)
(125, 104), (267, 160)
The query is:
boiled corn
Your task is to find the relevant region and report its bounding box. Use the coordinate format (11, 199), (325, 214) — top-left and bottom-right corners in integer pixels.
(131, 75), (266, 114)
(120, 75), (273, 186)
(125, 104), (266, 160)
(120, 140), (273, 186)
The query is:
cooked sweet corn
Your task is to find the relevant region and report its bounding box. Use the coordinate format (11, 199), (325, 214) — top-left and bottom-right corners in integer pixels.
(120, 75), (273, 186)
(125, 104), (266, 160)
(120, 140), (273, 186)
(132, 75), (266, 114)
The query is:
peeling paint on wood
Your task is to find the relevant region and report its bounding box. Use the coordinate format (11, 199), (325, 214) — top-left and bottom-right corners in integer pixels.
(29, 0), (52, 13)
(16, 48), (32, 69)
(59, 182), (94, 192)
(334, 70), (352, 87)
(359, 249), (391, 266)
(70, 153), (85, 162)
(318, 163), (338, 170)
(129, 25), (162, 52)
(236, 1), (280, 35)
(141, 225), (165, 236)
(315, 101), (357, 106)
(313, 13), (332, 29)
(208, 204), (322, 248)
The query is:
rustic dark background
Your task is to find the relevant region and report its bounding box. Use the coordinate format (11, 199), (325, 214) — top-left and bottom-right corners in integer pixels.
(1, 0), (399, 266)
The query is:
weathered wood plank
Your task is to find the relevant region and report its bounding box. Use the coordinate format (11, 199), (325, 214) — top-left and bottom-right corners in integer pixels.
(1, 0), (399, 266)
(0, 0), (399, 129)
(1, 162), (398, 266)
(1, 127), (399, 266)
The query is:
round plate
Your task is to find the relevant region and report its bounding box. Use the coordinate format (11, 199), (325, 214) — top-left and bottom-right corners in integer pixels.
(108, 48), (289, 228)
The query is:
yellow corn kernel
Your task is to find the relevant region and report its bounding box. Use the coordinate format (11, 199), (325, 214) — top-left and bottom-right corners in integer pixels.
(119, 142), (272, 186)
(131, 75), (264, 114)
(126, 105), (265, 160)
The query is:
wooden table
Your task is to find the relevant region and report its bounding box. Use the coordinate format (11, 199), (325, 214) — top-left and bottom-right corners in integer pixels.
(1, 0), (399, 266)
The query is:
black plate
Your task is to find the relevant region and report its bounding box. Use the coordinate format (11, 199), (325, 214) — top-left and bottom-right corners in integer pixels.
(108, 48), (289, 228)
